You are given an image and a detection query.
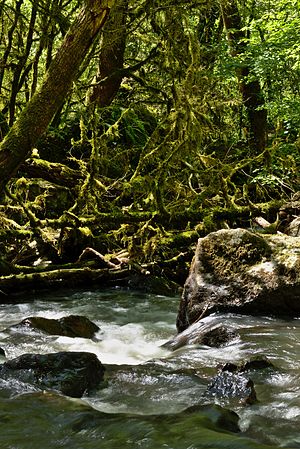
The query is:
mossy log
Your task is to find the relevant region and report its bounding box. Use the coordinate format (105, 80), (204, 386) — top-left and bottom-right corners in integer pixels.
(0, 260), (181, 299)
(0, 199), (286, 295)
(21, 158), (84, 188)
(0, 266), (134, 299)
(41, 199), (283, 230)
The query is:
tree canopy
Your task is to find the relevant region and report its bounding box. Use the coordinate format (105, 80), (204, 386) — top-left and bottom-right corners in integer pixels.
(0, 0), (299, 291)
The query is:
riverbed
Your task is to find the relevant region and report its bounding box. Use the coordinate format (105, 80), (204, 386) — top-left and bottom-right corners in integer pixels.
(0, 287), (299, 448)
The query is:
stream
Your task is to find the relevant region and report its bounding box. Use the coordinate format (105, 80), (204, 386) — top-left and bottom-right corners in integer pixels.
(0, 287), (300, 449)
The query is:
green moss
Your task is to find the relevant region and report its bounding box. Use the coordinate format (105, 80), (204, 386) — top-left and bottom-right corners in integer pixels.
(78, 226), (93, 237)
(200, 229), (272, 276)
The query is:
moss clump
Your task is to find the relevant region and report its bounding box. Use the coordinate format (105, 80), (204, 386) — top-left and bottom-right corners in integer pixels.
(199, 229), (272, 276)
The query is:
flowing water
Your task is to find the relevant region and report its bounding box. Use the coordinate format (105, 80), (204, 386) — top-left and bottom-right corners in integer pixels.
(0, 287), (299, 448)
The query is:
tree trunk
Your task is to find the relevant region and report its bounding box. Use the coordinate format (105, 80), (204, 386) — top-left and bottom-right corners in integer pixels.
(8, 2), (37, 125)
(0, 0), (114, 194)
(220, 0), (267, 154)
(89, 0), (128, 107)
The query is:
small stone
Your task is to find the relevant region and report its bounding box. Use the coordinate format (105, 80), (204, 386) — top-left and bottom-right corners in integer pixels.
(240, 356), (275, 372)
(207, 371), (257, 405)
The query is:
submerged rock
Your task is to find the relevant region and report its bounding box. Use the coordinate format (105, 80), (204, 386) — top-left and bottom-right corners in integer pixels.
(162, 318), (238, 351)
(206, 371), (257, 405)
(220, 356), (275, 374)
(0, 351), (105, 397)
(64, 402), (241, 443)
(182, 404), (240, 433)
(9, 315), (99, 339)
(240, 356), (275, 372)
(177, 228), (300, 332)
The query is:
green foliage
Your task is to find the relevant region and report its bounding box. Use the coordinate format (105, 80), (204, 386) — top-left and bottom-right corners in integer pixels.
(1, 0), (300, 266)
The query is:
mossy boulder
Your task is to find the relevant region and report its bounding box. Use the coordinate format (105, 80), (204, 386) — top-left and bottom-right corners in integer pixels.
(177, 228), (300, 332)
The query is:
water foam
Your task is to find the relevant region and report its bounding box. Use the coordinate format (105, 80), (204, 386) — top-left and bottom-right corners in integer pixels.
(55, 322), (168, 365)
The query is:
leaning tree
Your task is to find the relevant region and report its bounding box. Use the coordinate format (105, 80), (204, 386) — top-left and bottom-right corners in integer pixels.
(0, 0), (114, 194)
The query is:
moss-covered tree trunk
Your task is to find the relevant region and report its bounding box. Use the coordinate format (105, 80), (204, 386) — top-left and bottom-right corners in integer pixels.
(89, 0), (128, 107)
(220, 0), (267, 154)
(0, 0), (114, 194)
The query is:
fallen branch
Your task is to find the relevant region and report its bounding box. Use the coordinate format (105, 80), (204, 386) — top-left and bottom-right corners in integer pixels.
(21, 158), (85, 188)
(0, 266), (135, 299)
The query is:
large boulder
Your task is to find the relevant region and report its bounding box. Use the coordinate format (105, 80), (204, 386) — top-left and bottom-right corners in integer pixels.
(0, 351), (105, 397)
(9, 315), (99, 339)
(177, 228), (300, 332)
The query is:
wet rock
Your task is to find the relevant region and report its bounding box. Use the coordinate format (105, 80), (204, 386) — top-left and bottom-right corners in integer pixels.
(285, 217), (300, 237)
(63, 403), (241, 441)
(182, 404), (240, 433)
(201, 326), (237, 347)
(0, 351), (105, 398)
(177, 228), (300, 332)
(162, 318), (238, 351)
(0, 347), (5, 357)
(221, 362), (239, 373)
(10, 315), (99, 339)
(240, 355), (275, 372)
(206, 371), (257, 405)
(221, 356), (275, 373)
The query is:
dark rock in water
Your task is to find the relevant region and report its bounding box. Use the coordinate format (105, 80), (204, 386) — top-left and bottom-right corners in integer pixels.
(207, 371), (257, 405)
(0, 347), (5, 357)
(177, 228), (300, 332)
(182, 404), (240, 433)
(0, 351), (105, 397)
(201, 326), (237, 347)
(221, 356), (275, 374)
(221, 363), (239, 373)
(162, 318), (238, 351)
(62, 401), (240, 440)
(240, 355), (275, 372)
(9, 315), (99, 339)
